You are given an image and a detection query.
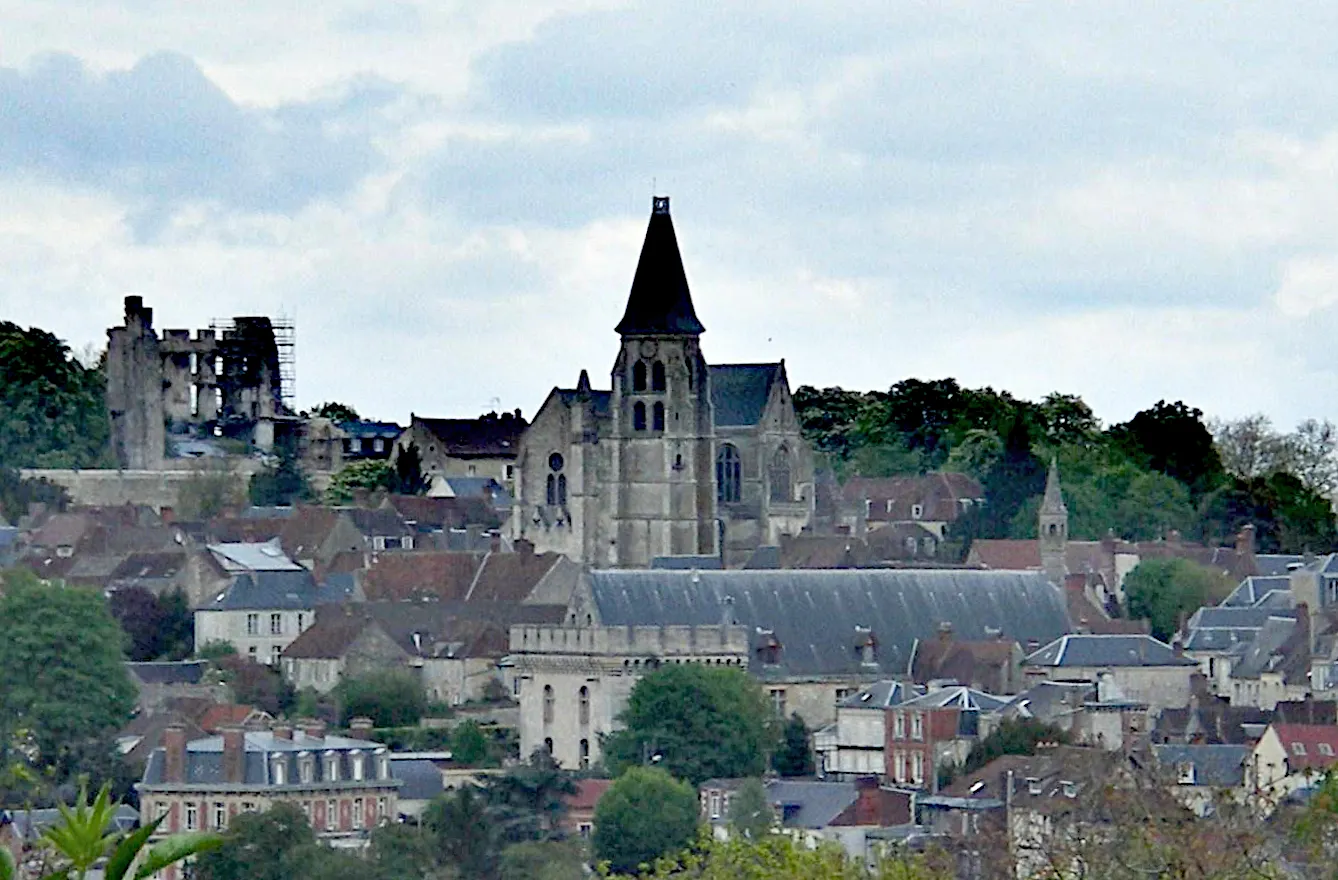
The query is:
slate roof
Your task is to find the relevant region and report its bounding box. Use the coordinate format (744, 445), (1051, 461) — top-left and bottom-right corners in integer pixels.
(127, 660), (208, 686)
(939, 746), (1125, 808)
(898, 685), (1009, 712)
(909, 636), (1018, 691)
(344, 508), (410, 537)
(587, 569), (1071, 680)
(110, 551), (188, 582)
(1222, 576), (1293, 608)
(766, 780), (859, 829)
(209, 541), (305, 572)
(340, 420), (403, 439)
(1255, 555), (1307, 577)
(1152, 701), (1271, 745)
(387, 757), (445, 801)
(1183, 605), (1296, 652)
(651, 555), (725, 570)
(203, 570), (331, 611)
(1003, 681), (1097, 723)
(141, 730), (397, 788)
(414, 413), (526, 458)
(840, 680), (925, 709)
(1024, 634), (1196, 668)
(843, 473), (985, 523)
(1151, 744), (1250, 787)
(2, 805), (137, 841)
(614, 197), (705, 336)
(1227, 614), (1304, 680)
(555, 388), (613, 419)
(709, 364), (780, 427)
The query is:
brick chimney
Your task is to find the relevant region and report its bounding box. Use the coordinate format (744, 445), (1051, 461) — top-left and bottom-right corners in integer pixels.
(515, 538), (534, 557)
(300, 719), (326, 741)
(1236, 523), (1257, 559)
(221, 725), (246, 784)
(348, 717), (375, 741)
(163, 724), (187, 783)
(937, 621), (953, 644)
(273, 723), (293, 741)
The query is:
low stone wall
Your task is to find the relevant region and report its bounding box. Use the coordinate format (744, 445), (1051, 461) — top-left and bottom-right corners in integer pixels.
(22, 462), (261, 511)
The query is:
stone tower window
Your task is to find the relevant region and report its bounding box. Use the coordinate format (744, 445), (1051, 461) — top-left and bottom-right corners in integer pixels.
(634, 402), (647, 431)
(633, 360), (648, 392)
(543, 685), (555, 724)
(579, 686), (590, 726)
(579, 738), (590, 769)
(653, 402), (665, 431)
(769, 446), (792, 503)
(652, 360), (666, 392)
(717, 444), (741, 503)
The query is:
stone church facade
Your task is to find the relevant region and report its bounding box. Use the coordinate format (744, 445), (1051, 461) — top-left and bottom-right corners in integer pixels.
(512, 197), (815, 567)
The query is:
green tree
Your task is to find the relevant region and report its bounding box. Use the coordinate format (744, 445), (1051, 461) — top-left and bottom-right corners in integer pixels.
(108, 587), (193, 661)
(176, 460), (243, 520)
(425, 785), (501, 880)
(963, 718), (1068, 773)
(485, 750), (577, 843)
(593, 767), (699, 874)
(367, 822), (436, 880)
(193, 802), (314, 880)
(0, 571), (136, 782)
(602, 665), (774, 785)
(215, 655), (295, 716)
(1200, 471), (1336, 554)
(248, 435), (310, 506)
(499, 840), (586, 880)
(1124, 558), (1228, 641)
(771, 714), (814, 777)
(0, 467), (70, 524)
(452, 719), (493, 766)
(942, 429), (1004, 481)
(0, 322), (111, 469)
(1109, 400), (1224, 496)
(312, 401), (360, 423)
(726, 778), (774, 841)
(324, 459), (395, 504)
(337, 669), (425, 727)
(392, 441), (430, 495)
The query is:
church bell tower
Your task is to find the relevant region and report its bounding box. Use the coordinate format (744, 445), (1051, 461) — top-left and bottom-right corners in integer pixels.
(1039, 457), (1069, 587)
(607, 196), (717, 566)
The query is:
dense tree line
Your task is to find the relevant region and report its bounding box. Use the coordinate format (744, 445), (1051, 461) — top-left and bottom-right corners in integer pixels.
(0, 322), (110, 469)
(795, 380), (1338, 554)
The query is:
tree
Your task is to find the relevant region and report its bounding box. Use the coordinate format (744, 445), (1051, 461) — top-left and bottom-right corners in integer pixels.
(593, 767), (699, 874)
(324, 459), (394, 504)
(425, 785), (501, 880)
(726, 778), (774, 841)
(108, 587), (193, 662)
(942, 429), (1004, 481)
(0, 571), (136, 783)
(0, 322), (111, 469)
(193, 802), (315, 880)
(1123, 558), (1229, 642)
(771, 714), (814, 777)
(602, 664), (774, 785)
(392, 441), (430, 495)
(176, 460), (243, 520)
(1109, 400), (1224, 495)
(1036, 392), (1099, 444)
(312, 401), (360, 423)
(499, 840), (585, 880)
(336, 669), (425, 727)
(15, 782), (221, 880)
(452, 719), (492, 766)
(1200, 471), (1337, 554)
(248, 435), (310, 506)
(0, 467), (69, 524)
(485, 750), (577, 842)
(963, 719), (1068, 773)
(610, 833), (954, 880)
(1211, 414), (1290, 480)
(1286, 418), (1338, 496)
(215, 655), (295, 716)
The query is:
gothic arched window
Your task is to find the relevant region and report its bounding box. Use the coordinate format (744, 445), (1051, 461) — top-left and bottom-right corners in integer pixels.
(769, 446), (792, 503)
(633, 402), (647, 431)
(652, 402), (665, 431)
(557, 474), (567, 506)
(717, 444), (741, 503)
(543, 685), (554, 724)
(579, 738), (590, 769)
(546, 474), (557, 506)
(579, 686), (590, 726)
(632, 361), (647, 392)
(652, 360), (666, 392)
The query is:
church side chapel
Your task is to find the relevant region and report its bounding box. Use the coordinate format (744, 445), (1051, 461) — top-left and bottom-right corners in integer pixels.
(513, 197), (815, 568)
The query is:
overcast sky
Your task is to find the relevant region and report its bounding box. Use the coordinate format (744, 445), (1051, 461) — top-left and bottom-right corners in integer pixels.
(4, 2), (1337, 429)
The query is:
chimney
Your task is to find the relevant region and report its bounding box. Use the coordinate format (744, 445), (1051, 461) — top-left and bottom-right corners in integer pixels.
(221, 725), (245, 784)
(937, 621), (953, 644)
(349, 717), (375, 741)
(273, 723), (293, 741)
(490, 532), (502, 553)
(1236, 523), (1257, 559)
(163, 724), (187, 783)
(300, 719), (326, 741)
(516, 538), (534, 557)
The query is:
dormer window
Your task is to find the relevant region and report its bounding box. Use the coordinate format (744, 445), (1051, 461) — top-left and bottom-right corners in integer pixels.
(352, 752), (366, 781)
(1292, 742), (1307, 756)
(1177, 762), (1195, 785)
(1061, 781), (1077, 798)
(1320, 743), (1334, 757)
(325, 752), (340, 782)
(1026, 777), (1041, 795)
(271, 755), (287, 786)
(377, 750), (390, 780)
(299, 752), (314, 783)
(757, 631), (782, 665)
(854, 627), (876, 665)
(911, 504), (924, 520)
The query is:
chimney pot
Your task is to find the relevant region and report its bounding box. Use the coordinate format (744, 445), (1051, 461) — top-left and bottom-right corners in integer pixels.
(349, 717), (375, 740)
(273, 723), (293, 740)
(300, 719), (326, 741)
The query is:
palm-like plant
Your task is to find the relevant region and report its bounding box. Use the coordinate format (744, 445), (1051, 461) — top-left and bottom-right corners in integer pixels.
(0, 783), (222, 880)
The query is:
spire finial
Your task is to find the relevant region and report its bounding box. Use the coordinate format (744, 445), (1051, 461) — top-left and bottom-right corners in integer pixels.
(653, 195), (670, 215)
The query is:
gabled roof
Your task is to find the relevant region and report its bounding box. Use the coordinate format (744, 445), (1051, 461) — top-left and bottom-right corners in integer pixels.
(384, 494), (503, 531)
(1025, 633), (1195, 668)
(766, 780), (859, 829)
(897, 685), (1009, 712)
(413, 412), (527, 458)
(844, 473), (985, 523)
(126, 661), (208, 686)
(587, 569), (1070, 680)
(203, 570), (330, 611)
(709, 363), (780, 427)
(939, 746), (1124, 808)
(1222, 575), (1293, 608)
(197, 704), (271, 733)
(1004, 681), (1096, 723)
(1151, 744), (1250, 787)
(614, 197), (705, 336)
(343, 507), (410, 537)
(208, 541), (305, 572)
(360, 552), (483, 602)
(467, 550), (564, 602)
(110, 551), (189, 582)
(1268, 724), (1338, 771)
(839, 680), (925, 709)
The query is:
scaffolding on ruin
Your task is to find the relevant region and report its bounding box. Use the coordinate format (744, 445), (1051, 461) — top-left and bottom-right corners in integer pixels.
(209, 315), (296, 411)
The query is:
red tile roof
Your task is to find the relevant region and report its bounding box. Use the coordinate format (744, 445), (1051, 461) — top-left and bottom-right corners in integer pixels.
(566, 779), (612, 811)
(1271, 724), (1338, 771)
(361, 551), (483, 602)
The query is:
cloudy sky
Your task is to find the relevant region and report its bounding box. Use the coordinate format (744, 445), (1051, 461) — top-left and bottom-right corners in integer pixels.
(4, 2), (1338, 429)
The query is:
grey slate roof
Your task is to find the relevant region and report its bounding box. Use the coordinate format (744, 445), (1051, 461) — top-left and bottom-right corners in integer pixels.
(1151, 744), (1250, 787)
(387, 757), (445, 801)
(204, 570), (333, 611)
(651, 555), (724, 571)
(898, 686), (1009, 712)
(709, 364), (780, 427)
(1183, 605), (1296, 651)
(142, 730), (396, 788)
(1255, 555), (1307, 577)
(556, 388), (613, 418)
(1003, 681), (1096, 723)
(127, 660), (208, 685)
(840, 680), (925, 709)
(1024, 634), (1196, 668)
(614, 198), (706, 336)
(588, 569), (1070, 680)
(767, 780), (859, 829)
(1222, 576), (1292, 608)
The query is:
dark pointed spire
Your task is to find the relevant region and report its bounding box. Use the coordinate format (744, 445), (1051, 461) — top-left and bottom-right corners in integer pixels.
(615, 196), (706, 336)
(1042, 457), (1067, 514)
(576, 369), (591, 394)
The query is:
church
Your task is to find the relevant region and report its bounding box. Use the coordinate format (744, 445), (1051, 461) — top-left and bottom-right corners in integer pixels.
(511, 197), (815, 568)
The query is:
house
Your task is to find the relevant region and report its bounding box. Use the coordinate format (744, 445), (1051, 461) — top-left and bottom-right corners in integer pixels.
(386, 754), (450, 820)
(839, 473), (985, 539)
(815, 680), (924, 779)
(125, 660), (220, 712)
(562, 779), (612, 840)
(358, 545), (579, 606)
(1250, 722), (1338, 809)
(1002, 680), (1149, 752)
(908, 624), (1025, 695)
(137, 720), (400, 878)
(1022, 634), (1198, 712)
(193, 569), (336, 664)
(281, 601), (566, 703)
(381, 494), (505, 535)
(885, 686), (1010, 787)
(1150, 743), (1251, 816)
(396, 411), (527, 493)
(278, 506), (414, 571)
(1180, 605), (1297, 693)
(338, 420), (402, 462)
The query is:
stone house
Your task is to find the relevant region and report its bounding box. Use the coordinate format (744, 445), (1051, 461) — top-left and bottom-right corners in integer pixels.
(510, 197), (815, 569)
(1249, 722), (1338, 810)
(1150, 743), (1251, 816)
(839, 473), (985, 540)
(885, 686), (1010, 787)
(281, 601), (566, 703)
(278, 506), (415, 571)
(1022, 634), (1198, 712)
(395, 411), (527, 493)
(137, 720), (399, 879)
(1001, 680), (1150, 752)
(193, 570), (335, 664)
(815, 681), (924, 779)
(908, 626), (1025, 695)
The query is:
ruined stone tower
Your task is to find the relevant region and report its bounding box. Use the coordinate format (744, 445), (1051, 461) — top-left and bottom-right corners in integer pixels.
(607, 196), (718, 565)
(1039, 457), (1069, 587)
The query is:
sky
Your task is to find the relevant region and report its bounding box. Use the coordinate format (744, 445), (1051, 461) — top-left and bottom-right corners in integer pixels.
(4, 2), (1338, 430)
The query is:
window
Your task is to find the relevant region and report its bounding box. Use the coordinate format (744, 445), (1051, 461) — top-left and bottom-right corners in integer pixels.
(633, 360), (648, 391)
(378, 753), (390, 780)
(374, 438), (385, 453)
(893, 712), (906, 740)
(377, 797), (387, 821)
(633, 402), (647, 431)
(886, 500), (894, 513)
(716, 444), (741, 503)
(911, 504), (923, 520)
(352, 798), (364, 828)
(213, 802), (227, 830)
(271, 645), (282, 664)
(652, 401), (665, 431)
(372, 535), (387, 550)
(911, 752), (924, 784)
(300, 754), (314, 783)
(506, 464), (515, 480)
(242, 801), (256, 813)
(709, 791), (722, 818)
(579, 686), (590, 726)
(184, 802), (198, 831)
(543, 685), (555, 724)
(1027, 777), (1041, 795)
(272, 757), (287, 785)
(403, 536), (414, 550)
(579, 738), (590, 770)
(297, 612), (306, 632)
(546, 474), (557, 506)
(652, 360), (666, 391)
(352, 753), (365, 781)
(301, 801), (312, 823)
(579, 822), (593, 839)
(769, 688), (787, 717)
(911, 713), (924, 741)
(1061, 781), (1077, 798)
(1177, 762), (1196, 785)
(326, 754), (340, 782)
(467, 464), (476, 476)
(246, 613), (259, 636)
(155, 801), (168, 822)
(1292, 742), (1307, 756)
(248, 646), (258, 659)
(557, 474), (567, 506)
(769, 446), (792, 503)
(894, 751), (907, 783)
(326, 799), (336, 831)
(1321, 743), (1335, 757)
(543, 737), (553, 755)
